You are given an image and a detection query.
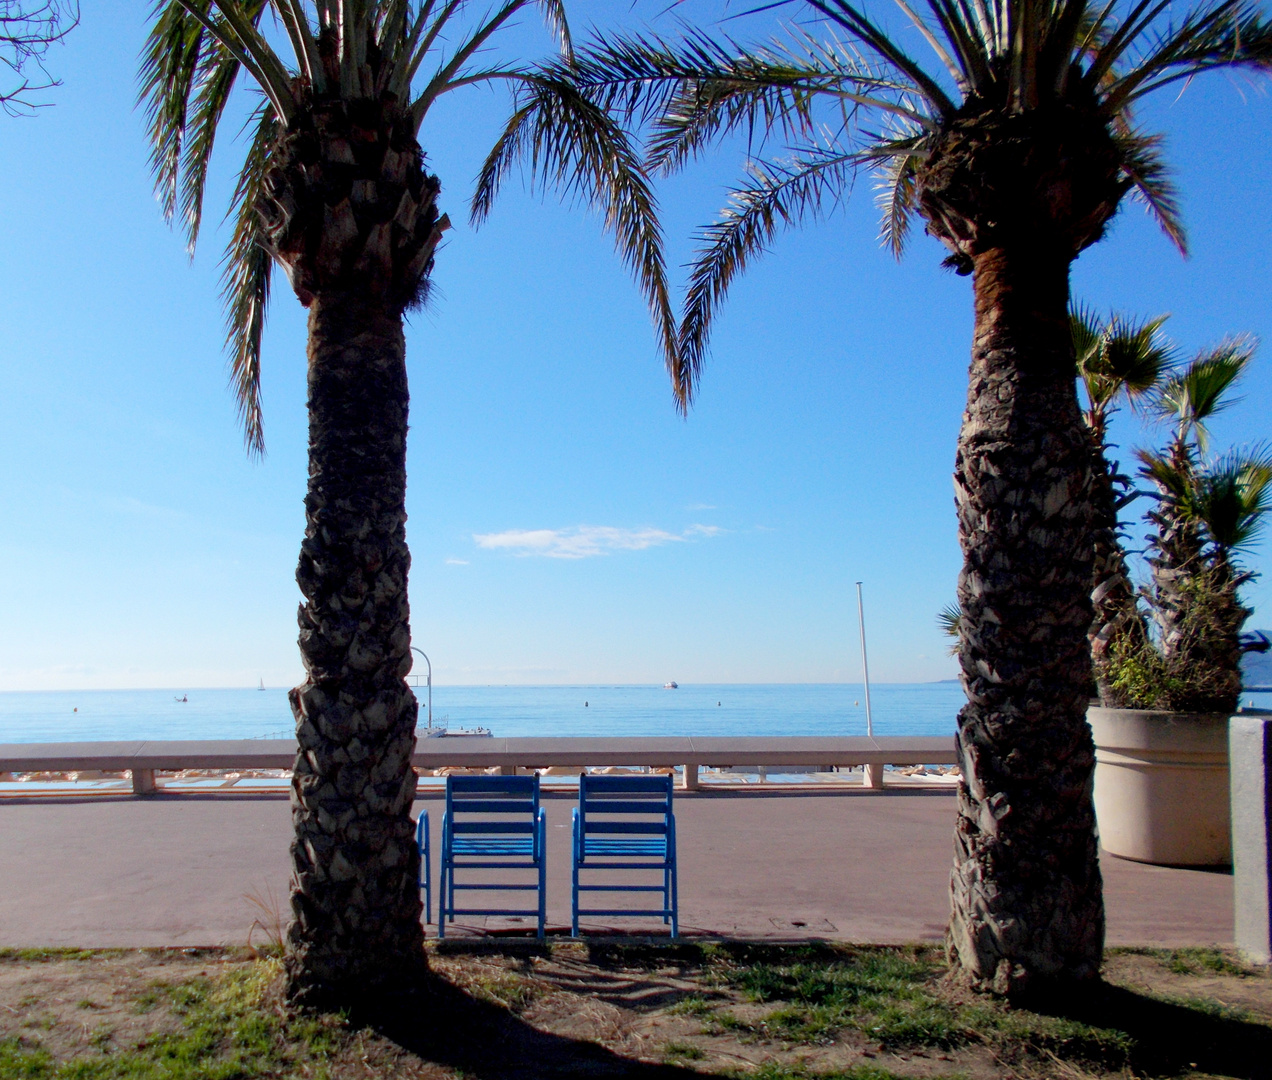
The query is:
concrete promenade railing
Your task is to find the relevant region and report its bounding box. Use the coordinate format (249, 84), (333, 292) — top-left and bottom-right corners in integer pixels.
(0, 736), (958, 795)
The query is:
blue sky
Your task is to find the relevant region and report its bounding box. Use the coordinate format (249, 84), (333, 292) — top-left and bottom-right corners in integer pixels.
(0, 1), (1269, 691)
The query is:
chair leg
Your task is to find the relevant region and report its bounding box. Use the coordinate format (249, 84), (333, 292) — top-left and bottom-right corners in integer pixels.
(537, 812), (547, 939)
(437, 858), (446, 939)
(424, 819), (432, 926)
(571, 858), (580, 937)
(671, 854), (679, 939)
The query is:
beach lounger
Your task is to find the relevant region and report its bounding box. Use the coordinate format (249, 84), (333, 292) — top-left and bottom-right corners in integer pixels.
(572, 773), (678, 937)
(439, 774), (547, 938)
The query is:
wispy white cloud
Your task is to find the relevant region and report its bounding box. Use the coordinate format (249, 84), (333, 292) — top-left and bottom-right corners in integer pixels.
(473, 524), (720, 560)
(686, 503), (717, 511)
(445, 557), (469, 566)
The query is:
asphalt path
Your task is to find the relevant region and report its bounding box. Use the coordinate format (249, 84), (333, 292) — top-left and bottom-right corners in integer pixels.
(0, 790), (1231, 947)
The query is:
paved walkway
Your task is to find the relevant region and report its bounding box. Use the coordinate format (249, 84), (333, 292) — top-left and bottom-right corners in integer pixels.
(0, 790), (1231, 948)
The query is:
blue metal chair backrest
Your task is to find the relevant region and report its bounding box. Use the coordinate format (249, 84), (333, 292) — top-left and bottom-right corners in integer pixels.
(446, 774), (542, 854)
(576, 773), (673, 850)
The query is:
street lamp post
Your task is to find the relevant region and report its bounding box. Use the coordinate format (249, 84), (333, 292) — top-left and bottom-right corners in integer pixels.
(411, 647), (432, 730)
(855, 582), (874, 739)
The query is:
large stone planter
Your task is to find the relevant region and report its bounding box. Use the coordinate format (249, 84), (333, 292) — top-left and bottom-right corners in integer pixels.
(1087, 706), (1231, 867)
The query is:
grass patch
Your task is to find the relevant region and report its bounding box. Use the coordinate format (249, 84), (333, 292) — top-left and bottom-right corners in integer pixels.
(695, 943), (1134, 1067)
(666, 993), (719, 1017)
(1110, 945), (1254, 978)
(464, 972), (539, 1014)
(1164, 948), (1252, 978)
(0, 950), (115, 964)
(0, 958), (350, 1080)
(662, 1040), (705, 1061)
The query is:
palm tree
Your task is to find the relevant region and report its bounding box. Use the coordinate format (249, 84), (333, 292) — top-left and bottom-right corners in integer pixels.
(139, 0), (674, 1006)
(496, 0), (1272, 990)
(1140, 344), (1252, 662)
(1186, 448), (1272, 704)
(1072, 306), (1173, 703)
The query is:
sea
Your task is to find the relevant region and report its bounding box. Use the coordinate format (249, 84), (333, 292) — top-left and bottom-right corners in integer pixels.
(3, 682), (1270, 745)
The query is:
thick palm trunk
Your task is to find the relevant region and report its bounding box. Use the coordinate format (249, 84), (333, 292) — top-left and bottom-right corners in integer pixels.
(286, 290), (424, 1004)
(948, 246), (1103, 994)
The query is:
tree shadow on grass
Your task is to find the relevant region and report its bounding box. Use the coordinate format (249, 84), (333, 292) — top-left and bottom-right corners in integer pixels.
(357, 974), (701, 1080)
(1035, 980), (1272, 1079)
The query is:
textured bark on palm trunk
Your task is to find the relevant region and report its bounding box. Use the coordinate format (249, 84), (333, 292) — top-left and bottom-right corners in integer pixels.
(948, 246), (1103, 994)
(1089, 440), (1143, 705)
(286, 291), (425, 1003)
(250, 95), (444, 1005)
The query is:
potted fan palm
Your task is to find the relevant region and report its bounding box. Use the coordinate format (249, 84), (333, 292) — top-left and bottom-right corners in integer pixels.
(1087, 336), (1271, 866)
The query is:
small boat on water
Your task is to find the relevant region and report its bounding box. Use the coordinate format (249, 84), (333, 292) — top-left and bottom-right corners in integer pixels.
(257, 678), (266, 691)
(663, 681), (678, 689)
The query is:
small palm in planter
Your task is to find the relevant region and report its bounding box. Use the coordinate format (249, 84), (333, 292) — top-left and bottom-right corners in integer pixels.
(1071, 306), (1175, 702)
(1090, 345), (1272, 866)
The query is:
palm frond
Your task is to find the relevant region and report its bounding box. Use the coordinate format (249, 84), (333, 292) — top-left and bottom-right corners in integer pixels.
(220, 99), (278, 458)
(178, 4), (264, 252)
(805, 0), (958, 117)
(1137, 446), (1194, 502)
(1101, 0), (1272, 110)
(139, 0), (207, 227)
(679, 147), (860, 401)
(873, 134), (925, 257)
(1071, 301), (1105, 378)
(1192, 445), (1272, 554)
(1115, 129), (1186, 255)
(470, 72), (680, 407)
(536, 0), (572, 61)
(1154, 338), (1255, 448)
(938, 601), (962, 655)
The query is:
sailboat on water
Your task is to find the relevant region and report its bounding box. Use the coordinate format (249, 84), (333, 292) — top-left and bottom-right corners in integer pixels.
(257, 678), (266, 691)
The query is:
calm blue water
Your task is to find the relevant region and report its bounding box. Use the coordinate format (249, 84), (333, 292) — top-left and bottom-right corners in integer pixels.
(4, 683), (1269, 744)
(0, 683), (973, 743)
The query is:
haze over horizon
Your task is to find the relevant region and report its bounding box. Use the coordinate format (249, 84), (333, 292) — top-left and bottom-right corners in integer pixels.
(1, 2), (1269, 693)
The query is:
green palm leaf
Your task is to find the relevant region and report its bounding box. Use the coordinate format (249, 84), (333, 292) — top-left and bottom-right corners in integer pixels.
(139, 0), (670, 446)
(679, 147), (860, 398)
(1154, 338), (1255, 450)
(546, 0), (1272, 399)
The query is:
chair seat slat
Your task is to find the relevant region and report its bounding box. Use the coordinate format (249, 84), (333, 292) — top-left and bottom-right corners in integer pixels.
(581, 820), (667, 835)
(581, 799), (671, 815)
(452, 820), (535, 834)
(583, 841), (668, 856)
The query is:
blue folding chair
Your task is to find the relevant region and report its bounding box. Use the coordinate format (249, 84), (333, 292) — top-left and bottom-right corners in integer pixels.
(439, 775), (547, 938)
(415, 810), (431, 924)
(572, 773), (678, 937)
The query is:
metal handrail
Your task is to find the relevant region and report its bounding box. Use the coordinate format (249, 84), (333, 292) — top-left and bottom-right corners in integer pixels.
(411, 647), (433, 730)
